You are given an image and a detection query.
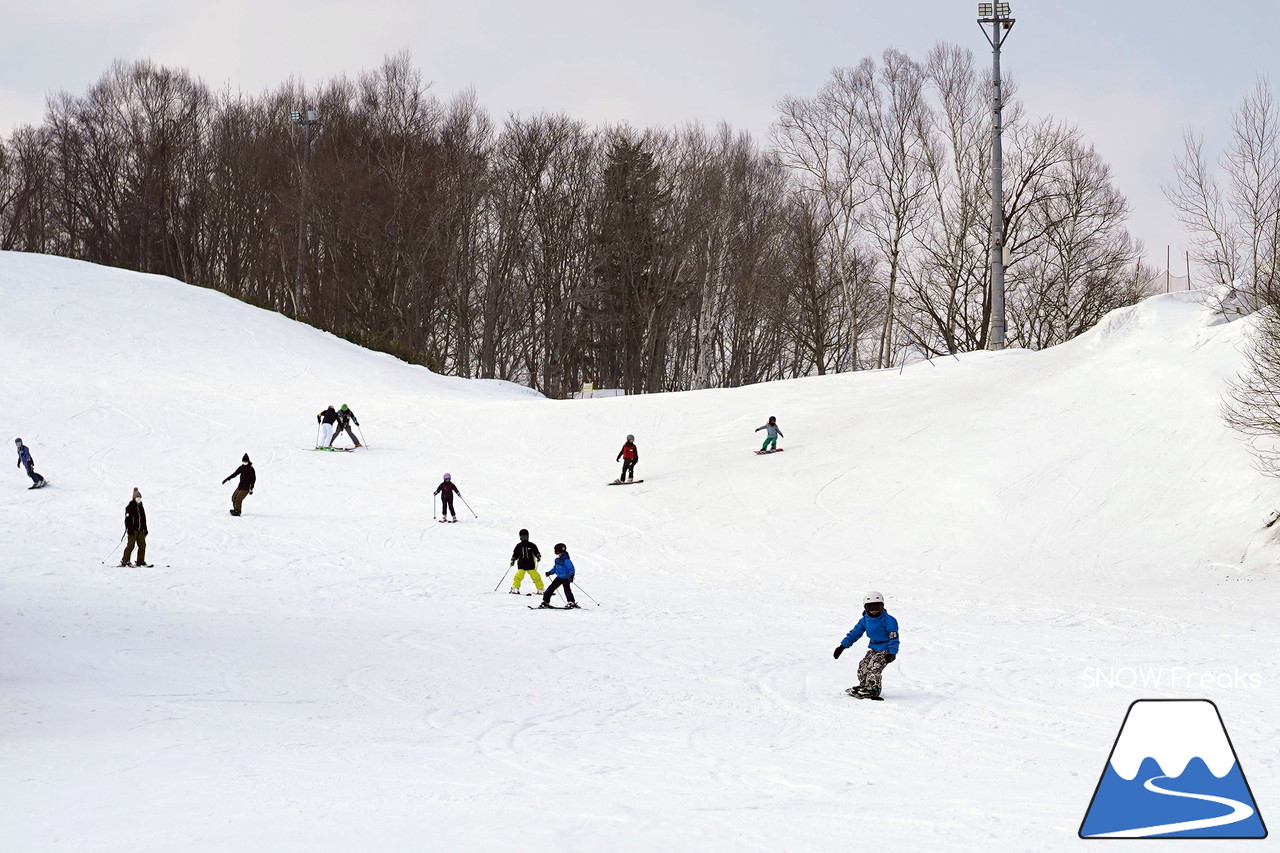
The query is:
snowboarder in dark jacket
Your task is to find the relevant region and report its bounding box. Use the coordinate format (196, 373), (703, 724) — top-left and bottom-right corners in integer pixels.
(121, 487), (151, 567)
(14, 438), (45, 488)
(434, 473), (460, 521)
(317, 406), (338, 447)
(615, 434), (639, 483)
(755, 416), (784, 452)
(509, 528), (544, 594)
(222, 454), (256, 516)
(330, 403), (361, 447)
(537, 543), (579, 608)
(833, 591), (899, 699)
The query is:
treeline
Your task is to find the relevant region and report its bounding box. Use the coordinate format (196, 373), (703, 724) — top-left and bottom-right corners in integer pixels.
(1182, 79), (1280, 471)
(0, 48), (1148, 396)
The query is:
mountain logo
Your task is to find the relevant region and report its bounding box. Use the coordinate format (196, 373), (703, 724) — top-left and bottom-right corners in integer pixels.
(1080, 699), (1267, 838)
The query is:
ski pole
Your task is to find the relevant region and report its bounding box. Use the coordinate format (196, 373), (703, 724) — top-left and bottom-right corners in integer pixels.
(355, 424), (368, 448)
(432, 493), (437, 521)
(459, 494), (478, 518)
(493, 566), (512, 592)
(315, 422), (322, 449)
(573, 583), (599, 606)
(106, 531), (125, 561)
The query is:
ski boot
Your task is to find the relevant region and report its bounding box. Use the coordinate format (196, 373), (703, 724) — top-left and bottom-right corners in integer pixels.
(564, 602), (581, 609)
(536, 601), (552, 609)
(508, 588), (522, 595)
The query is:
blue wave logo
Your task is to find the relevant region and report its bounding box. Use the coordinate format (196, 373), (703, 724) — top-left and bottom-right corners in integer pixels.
(1080, 700), (1267, 838)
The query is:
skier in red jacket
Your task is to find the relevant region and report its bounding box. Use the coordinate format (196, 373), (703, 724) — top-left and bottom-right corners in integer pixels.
(615, 434), (638, 484)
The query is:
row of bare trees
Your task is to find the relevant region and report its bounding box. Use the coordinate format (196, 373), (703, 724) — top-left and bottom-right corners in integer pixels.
(1180, 79), (1280, 470)
(0, 48), (1147, 396)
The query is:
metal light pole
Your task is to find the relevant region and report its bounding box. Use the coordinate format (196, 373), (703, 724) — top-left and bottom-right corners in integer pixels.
(978, 2), (1015, 350)
(291, 108), (320, 292)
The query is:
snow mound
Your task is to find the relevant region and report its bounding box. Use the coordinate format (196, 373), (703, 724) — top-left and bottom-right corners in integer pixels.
(2, 253), (1276, 851)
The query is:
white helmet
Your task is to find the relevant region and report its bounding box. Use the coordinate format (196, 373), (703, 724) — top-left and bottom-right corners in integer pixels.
(863, 591), (885, 606)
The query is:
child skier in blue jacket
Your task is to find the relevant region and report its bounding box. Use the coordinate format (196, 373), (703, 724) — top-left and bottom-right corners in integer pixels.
(538, 543), (579, 609)
(833, 591), (899, 699)
(14, 438), (45, 488)
(755, 416), (783, 452)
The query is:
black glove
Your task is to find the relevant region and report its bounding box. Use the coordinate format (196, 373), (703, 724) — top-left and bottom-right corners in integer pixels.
(884, 653), (896, 663)
(832, 646), (845, 660)
(222, 477), (229, 484)
(249, 489), (253, 495)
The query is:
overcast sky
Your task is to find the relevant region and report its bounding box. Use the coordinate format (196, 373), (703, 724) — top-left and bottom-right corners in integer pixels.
(4, 0), (1278, 272)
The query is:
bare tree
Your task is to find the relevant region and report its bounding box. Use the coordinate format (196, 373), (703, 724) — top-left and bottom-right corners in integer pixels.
(1168, 78), (1280, 309)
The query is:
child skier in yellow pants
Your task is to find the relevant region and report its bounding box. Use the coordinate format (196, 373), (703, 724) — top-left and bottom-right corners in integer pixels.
(509, 529), (545, 594)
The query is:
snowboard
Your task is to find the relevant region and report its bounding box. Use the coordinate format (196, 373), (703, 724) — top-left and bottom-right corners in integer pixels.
(608, 479), (645, 485)
(845, 687), (884, 700)
(28, 479), (49, 489)
(754, 448), (785, 455)
(1266, 509), (1280, 528)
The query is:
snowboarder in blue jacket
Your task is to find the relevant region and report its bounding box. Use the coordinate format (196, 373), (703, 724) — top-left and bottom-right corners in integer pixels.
(755, 416), (783, 452)
(14, 438), (45, 488)
(833, 591), (899, 698)
(538, 543), (579, 608)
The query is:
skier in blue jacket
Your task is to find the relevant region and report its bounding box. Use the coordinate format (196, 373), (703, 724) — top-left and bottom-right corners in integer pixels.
(538, 543), (579, 609)
(755, 416), (784, 452)
(833, 591), (899, 699)
(14, 438), (45, 488)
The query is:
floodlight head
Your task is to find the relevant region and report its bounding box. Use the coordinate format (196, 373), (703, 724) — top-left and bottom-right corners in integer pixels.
(996, 1), (1010, 14)
(306, 109), (319, 122)
(290, 110), (302, 122)
(978, 2), (992, 15)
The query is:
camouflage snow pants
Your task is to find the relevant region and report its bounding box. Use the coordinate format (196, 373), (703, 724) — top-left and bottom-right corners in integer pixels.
(856, 650), (895, 694)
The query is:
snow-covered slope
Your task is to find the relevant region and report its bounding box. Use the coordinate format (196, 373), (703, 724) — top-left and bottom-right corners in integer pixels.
(1, 253), (1276, 851)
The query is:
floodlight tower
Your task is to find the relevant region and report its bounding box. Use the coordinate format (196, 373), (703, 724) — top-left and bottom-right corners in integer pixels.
(977, 2), (1014, 350)
(291, 108), (320, 293)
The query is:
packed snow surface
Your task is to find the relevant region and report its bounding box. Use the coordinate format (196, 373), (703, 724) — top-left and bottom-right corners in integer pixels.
(1, 253), (1276, 851)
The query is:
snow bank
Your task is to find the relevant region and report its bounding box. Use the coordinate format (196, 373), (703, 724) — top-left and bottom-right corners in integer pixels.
(1, 253), (1276, 851)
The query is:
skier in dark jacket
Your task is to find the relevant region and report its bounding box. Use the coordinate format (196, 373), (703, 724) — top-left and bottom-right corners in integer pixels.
(509, 528), (544, 594)
(317, 406), (338, 447)
(755, 416), (784, 452)
(329, 403), (361, 447)
(615, 434), (639, 483)
(121, 487), (152, 567)
(221, 454), (256, 516)
(434, 473), (461, 522)
(833, 591), (900, 699)
(537, 543), (579, 608)
(14, 438), (45, 488)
